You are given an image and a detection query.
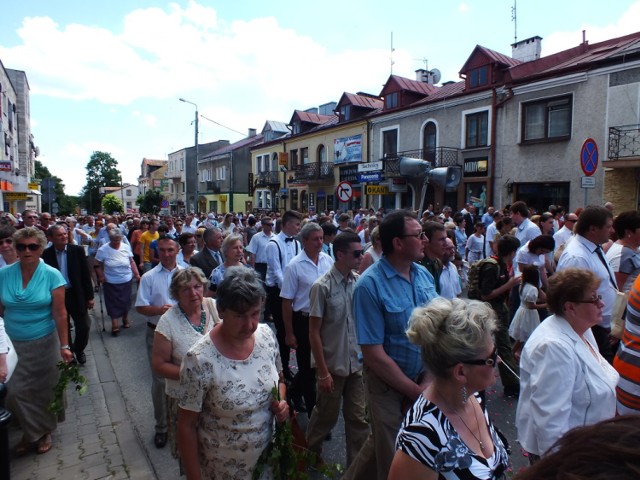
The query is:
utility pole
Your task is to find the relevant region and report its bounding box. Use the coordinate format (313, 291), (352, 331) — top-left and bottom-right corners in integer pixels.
(179, 98), (200, 214)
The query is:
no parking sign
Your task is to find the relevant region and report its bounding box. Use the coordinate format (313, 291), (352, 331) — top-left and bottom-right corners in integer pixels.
(580, 138), (598, 176)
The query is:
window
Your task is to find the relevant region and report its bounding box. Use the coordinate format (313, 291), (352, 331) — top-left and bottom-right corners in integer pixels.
(465, 111), (489, 148)
(422, 122), (437, 163)
(382, 129), (398, 157)
(340, 104), (351, 121)
(290, 149), (299, 168)
(182, 183), (185, 193)
(523, 96), (572, 142)
(216, 166), (226, 180)
(301, 147), (309, 165)
(385, 92), (398, 109)
(292, 122), (301, 134)
(180, 158), (184, 170)
(469, 66), (488, 88)
(126, 189), (132, 196)
(317, 144), (326, 163)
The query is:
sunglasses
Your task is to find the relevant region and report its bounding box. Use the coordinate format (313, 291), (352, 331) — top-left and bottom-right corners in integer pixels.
(351, 249), (364, 258)
(462, 346), (498, 367)
(574, 294), (602, 306)
(16, 243), (41, 252)
(400, 232), (427, 240)
(0, 238), (13, 245)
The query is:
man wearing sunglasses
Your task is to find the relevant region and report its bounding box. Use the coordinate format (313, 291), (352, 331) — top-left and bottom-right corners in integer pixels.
(346, 210), (437, 479)
(306, 231), (369, 468)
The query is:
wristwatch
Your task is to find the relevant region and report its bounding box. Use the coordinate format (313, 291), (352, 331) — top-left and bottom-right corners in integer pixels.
(60, 345), (72, 350)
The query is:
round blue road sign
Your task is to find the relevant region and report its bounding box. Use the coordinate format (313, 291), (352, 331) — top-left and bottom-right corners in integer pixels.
(580, 138), (598, 177)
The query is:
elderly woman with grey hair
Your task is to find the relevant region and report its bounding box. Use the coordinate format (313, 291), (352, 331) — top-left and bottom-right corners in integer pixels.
(0, 227), (72, 455)
(152, 266), (219, 461)
(178, 266), (289, 479)
(95, 227), (140, 335)
(389, 297), (509, 480)
(209, 232), (248, 292)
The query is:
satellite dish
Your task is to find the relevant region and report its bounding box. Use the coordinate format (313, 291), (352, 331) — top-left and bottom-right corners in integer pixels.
(430, 68), (442, 84)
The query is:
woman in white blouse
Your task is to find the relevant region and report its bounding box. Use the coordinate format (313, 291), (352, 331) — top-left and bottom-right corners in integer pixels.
(516, 268), (618, 463)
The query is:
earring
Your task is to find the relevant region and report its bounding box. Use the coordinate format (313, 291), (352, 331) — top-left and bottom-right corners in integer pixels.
(461, 386), (468, 404)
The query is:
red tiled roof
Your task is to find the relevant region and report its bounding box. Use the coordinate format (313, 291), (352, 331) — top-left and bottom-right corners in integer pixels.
(380, 75), (438, 97)
(459, 45), (522, 73)
(340, 92), (383, 109)
(290, 110), (334, 125)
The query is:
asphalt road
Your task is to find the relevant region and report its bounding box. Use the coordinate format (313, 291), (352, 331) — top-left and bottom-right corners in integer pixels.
(95, 287), (529, 478)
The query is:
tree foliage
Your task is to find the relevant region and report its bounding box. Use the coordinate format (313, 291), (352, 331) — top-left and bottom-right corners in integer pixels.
(34, 160), (76, 215)
(81, 151), (122, 214)
(136, 189), (163, 214)
(102, 194), (124, 214)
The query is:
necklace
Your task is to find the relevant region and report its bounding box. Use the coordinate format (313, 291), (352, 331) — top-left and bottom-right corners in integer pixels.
(435, 387), (486, 452)
(179, 305), (206, 335)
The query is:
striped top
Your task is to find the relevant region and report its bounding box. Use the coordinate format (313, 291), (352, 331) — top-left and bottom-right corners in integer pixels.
(613, 275), (640, 414)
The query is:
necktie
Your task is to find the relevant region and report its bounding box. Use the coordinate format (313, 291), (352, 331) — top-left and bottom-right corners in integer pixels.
(595, 246), (617, 289)
(214, 251), (222, 264)
(285, 237), (294, 243)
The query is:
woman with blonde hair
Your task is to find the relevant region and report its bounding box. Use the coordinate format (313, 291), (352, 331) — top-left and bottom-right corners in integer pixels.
(209, 233), (248, 292)
(389, 297), (509, 480)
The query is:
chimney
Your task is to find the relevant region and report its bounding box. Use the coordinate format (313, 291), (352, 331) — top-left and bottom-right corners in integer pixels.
(511, 36), (542, 63)
(248, 128), (257, 138)
(318, 102), (337, 116)
(415, 69), (428, 82)
(303, 107), (318, 115)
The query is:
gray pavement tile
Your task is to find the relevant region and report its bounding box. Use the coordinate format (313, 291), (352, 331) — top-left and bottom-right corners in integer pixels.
(58, 464), (90, 479)
(84, 463), (114, 479)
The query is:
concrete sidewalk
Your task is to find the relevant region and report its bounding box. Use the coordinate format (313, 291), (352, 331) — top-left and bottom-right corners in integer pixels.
(8, 312), (156, 480)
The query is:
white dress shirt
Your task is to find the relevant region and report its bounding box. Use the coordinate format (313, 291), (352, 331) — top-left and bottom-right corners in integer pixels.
(553, 225), (573, 251)
(280, 250), (334, 313)
(557, 235), (618, 327)
(265, 232), (300, 288)
(246, 231), (274, 264)
(439, 262), (462, 299)
(515, 218), (541, 246)
(135, 263), (182, 325)
(516, 314), (618, 456)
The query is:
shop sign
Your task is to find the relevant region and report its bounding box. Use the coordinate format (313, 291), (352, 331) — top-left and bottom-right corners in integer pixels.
(389, 178), (407, 193)
(358, 161), (383, 173)
(366, 185), (390, 195)
(339, 165), (359, 183)
(5, 192), (28, 200)
(463, 158), (488, 177)
(358, 172), (382, 183)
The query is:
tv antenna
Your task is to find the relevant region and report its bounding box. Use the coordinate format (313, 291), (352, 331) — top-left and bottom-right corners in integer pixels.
(511, 0), (518, 44)
(390, 32), (395, 74)
(414, 57), (429, 70)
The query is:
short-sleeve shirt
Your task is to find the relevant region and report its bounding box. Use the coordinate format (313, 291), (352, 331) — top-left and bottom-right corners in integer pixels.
(395, 394), (509, 479)
(280, 250), (334, 312)
(96, 242), (134, 284)
(309, 265), (361, 376)
(0, 260), (66, 341)
(618, 245), (640, 293)
(139, 231), (159, 263)
(354, 258), (437, 380)
(135, 263), (182, 325)
(479, 257), (509, 308)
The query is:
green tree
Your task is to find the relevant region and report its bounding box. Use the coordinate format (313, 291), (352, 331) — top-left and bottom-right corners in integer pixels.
(136, 189), (163, 214)
(102, 194), (124, 214)
(34, 160), (76, 215)
(80, 151), (122, 214)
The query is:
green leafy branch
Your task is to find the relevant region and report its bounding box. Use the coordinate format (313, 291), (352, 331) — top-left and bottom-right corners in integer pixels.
(252, 383), (343, 480)
(48, 361), (88, 415)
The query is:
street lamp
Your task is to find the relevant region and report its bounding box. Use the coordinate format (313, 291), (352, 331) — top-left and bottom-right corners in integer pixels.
(179, 98), (200, 214)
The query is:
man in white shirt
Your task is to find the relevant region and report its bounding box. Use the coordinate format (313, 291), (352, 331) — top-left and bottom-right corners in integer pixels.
(484, 210), (503, 258)
(557, 205), (617, 361)
(182, 215), (198, 234)
(265, 210), (302, 382)
(281, 222), (334, 416)
(246, 218), (274, 281)
(440, 237), (462, 299)
(553, 213), (577, 252)
(511, 201), (542, 246)
(135, 236), (182, 449)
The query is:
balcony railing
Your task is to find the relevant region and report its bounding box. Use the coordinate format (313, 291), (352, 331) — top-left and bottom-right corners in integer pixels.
(608, 125), (640, 161)
(256, 170), (280, 187)
(290, 162), (334, 183)
(383, 147), (461, 176)
(204, 180), (222, 193)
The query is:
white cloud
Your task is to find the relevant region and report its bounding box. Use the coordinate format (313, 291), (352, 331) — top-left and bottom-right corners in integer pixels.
(132, 110), (158, 127)
(458, 3), (470, 13)
(542, 1), (640, 55)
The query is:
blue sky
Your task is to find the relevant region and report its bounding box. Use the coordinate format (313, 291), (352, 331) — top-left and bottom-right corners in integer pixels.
(1, 0), (639, 195)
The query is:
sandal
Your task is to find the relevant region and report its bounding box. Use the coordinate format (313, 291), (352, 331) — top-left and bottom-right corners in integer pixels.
(37, 434), (52, 455)
(122, 321), (131, 329)
(111, 329), (120, 337)
(15, 438), (32, 456)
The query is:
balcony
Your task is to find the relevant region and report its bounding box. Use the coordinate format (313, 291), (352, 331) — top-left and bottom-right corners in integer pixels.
(384, 147), (461, 177)
(167, 170), (182, 179)
(204, 180), (222, 193)
(607, 125), (640, 167)
(290, 162), (335, 184)
(255, 170), (281, 187)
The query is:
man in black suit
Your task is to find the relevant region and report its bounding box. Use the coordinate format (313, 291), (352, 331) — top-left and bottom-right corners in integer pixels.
(189, 226), (223, 278)
(43, 224), (95, 364)
(463, 204), (477, 238)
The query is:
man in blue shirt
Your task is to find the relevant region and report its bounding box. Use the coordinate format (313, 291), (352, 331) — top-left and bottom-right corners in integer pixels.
(345, 210), (437, 480)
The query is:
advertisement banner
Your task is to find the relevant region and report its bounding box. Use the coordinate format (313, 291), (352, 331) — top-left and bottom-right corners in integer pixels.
(334, 134), (362, 164)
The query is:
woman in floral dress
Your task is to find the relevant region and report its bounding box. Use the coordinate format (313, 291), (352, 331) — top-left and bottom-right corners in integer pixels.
(178, 267), (289, 480)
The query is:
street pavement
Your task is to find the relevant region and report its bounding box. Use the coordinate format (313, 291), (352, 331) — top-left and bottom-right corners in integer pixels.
(8, 286), (530, 478)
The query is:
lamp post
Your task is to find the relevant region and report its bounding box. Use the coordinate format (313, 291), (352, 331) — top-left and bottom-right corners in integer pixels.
(179, 98), (200, 215)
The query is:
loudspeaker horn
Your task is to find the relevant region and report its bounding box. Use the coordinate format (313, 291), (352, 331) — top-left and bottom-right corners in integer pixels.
(427, 166), (462, 190)
(399, 156), (431, 177)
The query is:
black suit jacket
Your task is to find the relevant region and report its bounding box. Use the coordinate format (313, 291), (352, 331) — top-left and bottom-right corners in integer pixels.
(463, 212), (475, 238)
(190, 249), (220, 279)
(43, 244), (94, 313)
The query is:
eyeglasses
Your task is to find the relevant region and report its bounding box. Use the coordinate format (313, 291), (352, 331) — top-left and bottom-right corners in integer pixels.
(574, 294), (602, 306)
(263, 223), (273, 227)
(400, 232), (427, 240)
(0, 238), (13, 245)
(16, 243), (41, 252)
(462, 346), (498, 367)
(351, 249), (364, 258)
(564, 219), (577, 223)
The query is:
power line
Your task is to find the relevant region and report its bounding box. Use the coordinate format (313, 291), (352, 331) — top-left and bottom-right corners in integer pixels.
(199, 114), (246, 137)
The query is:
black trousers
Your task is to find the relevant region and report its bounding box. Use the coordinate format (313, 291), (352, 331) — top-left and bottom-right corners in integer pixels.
(292, 311), (316, 417)
(66, 289), (91, 354)
(266, 285), (291, 377)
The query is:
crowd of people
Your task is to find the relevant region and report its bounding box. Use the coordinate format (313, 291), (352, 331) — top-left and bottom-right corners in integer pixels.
(0, 200), (639, 479)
